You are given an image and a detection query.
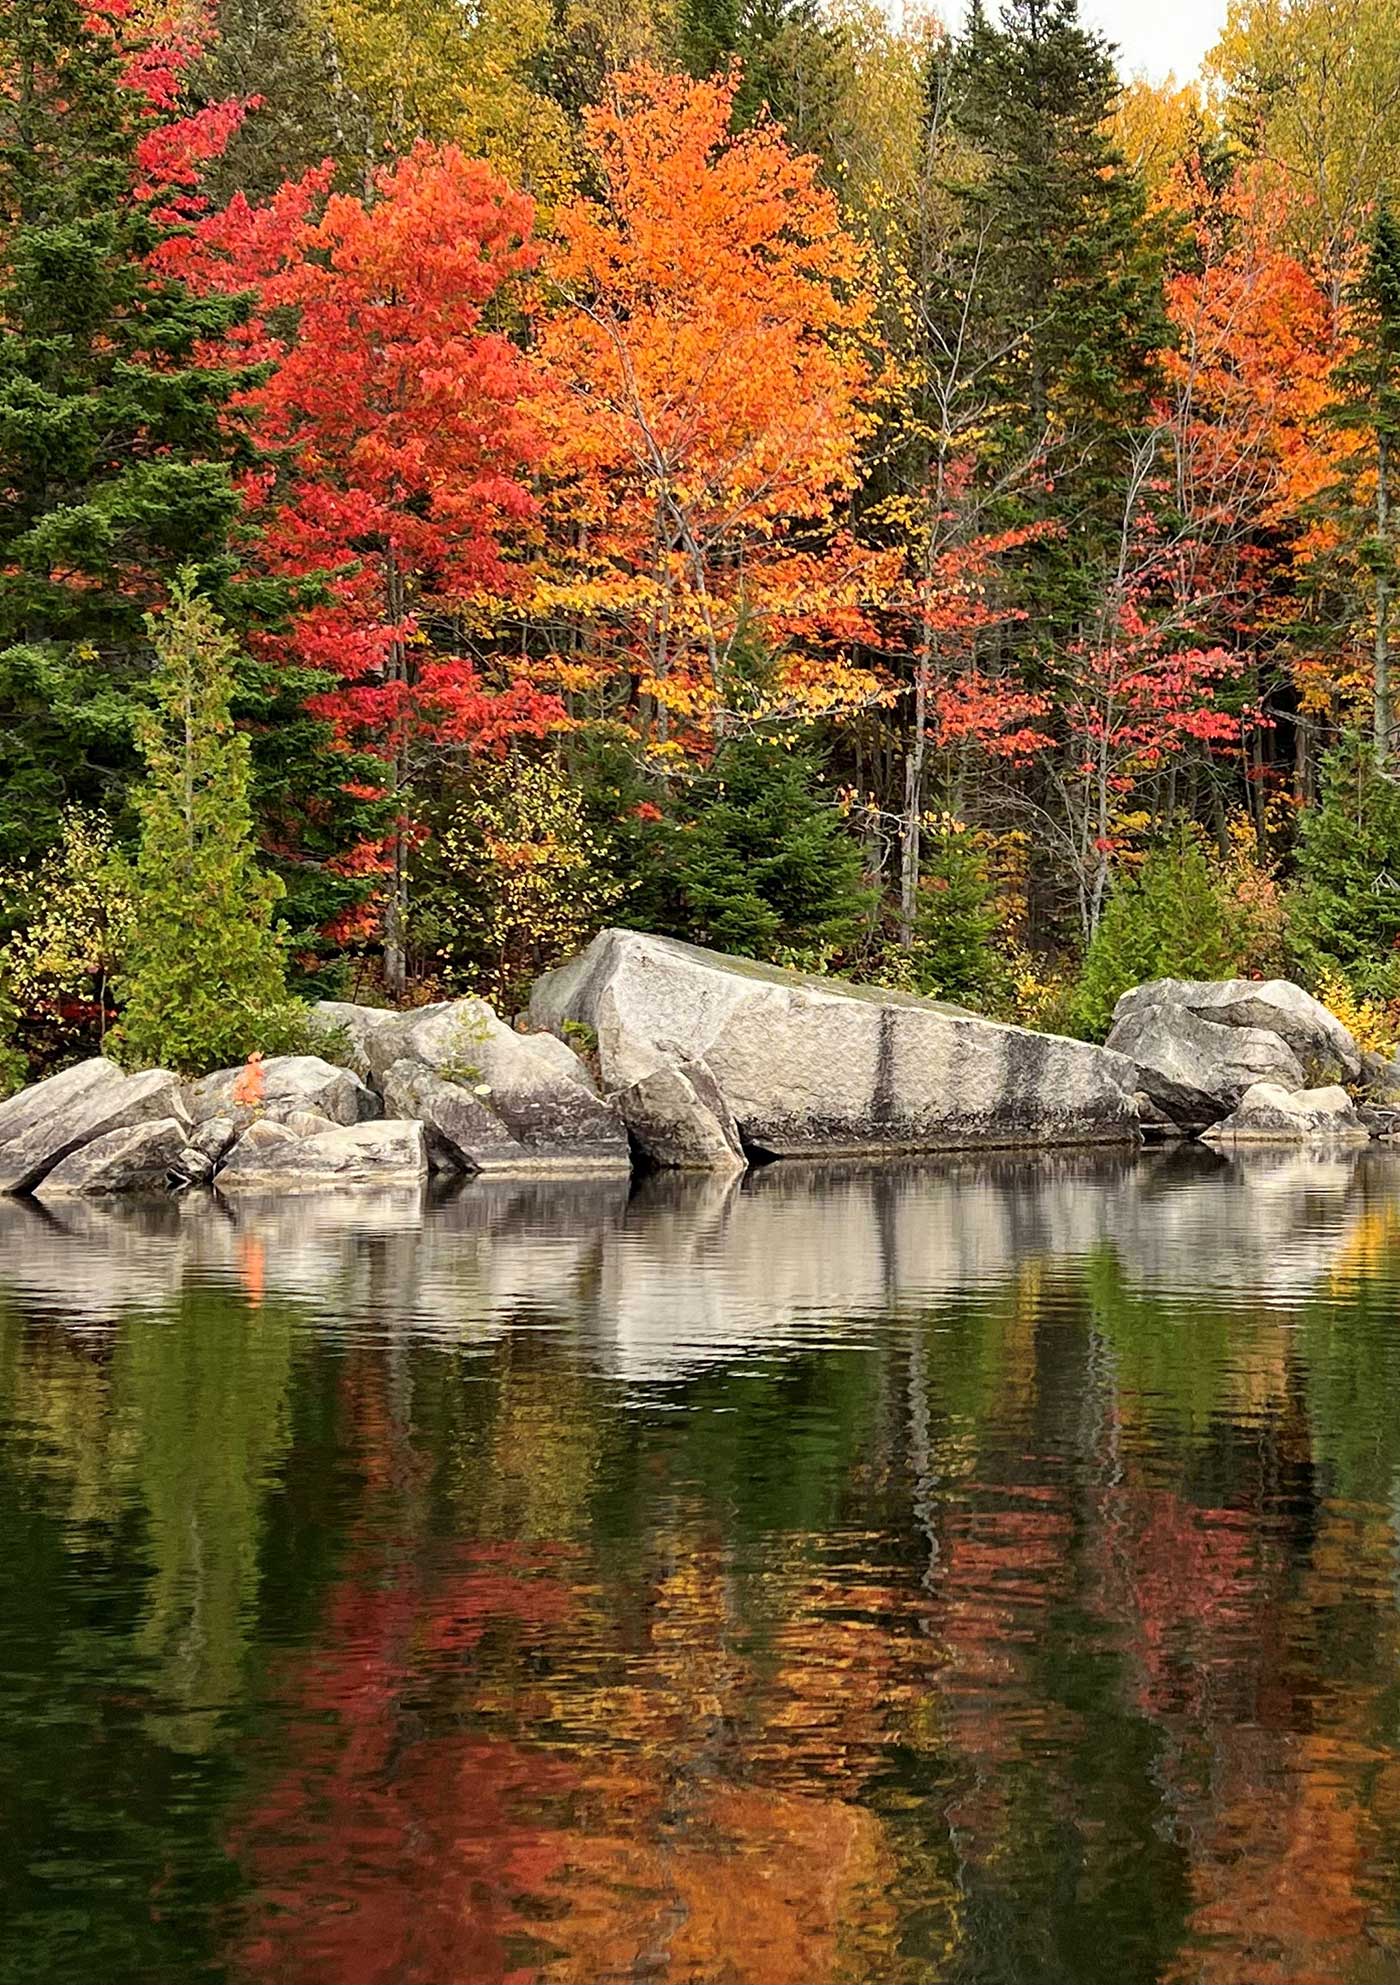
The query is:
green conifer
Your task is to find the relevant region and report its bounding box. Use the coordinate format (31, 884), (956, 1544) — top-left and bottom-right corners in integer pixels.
(1074, 834), (1244, 1039)
(909, 823), (1010, 1010)
(0, 0), (255, 864)
(665, 733), (872, 964)
(1289, 732), (1400, 999)
(118, 577), (292, 1074)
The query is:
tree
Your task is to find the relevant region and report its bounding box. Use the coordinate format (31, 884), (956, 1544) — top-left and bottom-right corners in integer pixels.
(0, 0), (255, 865)
(676, 0), (848, 158)
(1289, 730), (1400, 997)
(0, 808), (134, 1063)
(164, 141), (563, 997)
(948, 0), (1164, 609)
(1073, 833), (1246, 1039)
(118, 576), (292, 1074)
(1328, 204), (1400, 762)
(659, 732), (872, 963)
(532, 67), (888, 763)
(906, 821), (1010, 1009)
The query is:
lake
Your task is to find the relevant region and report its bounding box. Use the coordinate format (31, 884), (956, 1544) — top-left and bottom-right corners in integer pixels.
(4, 1148), (1400, 1985)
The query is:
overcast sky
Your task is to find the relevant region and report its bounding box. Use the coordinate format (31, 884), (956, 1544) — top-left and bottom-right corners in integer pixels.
(956, 0), (1232, 82)
(1083, 0), (1230, 79)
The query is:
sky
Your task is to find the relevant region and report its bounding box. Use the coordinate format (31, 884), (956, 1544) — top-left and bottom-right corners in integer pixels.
(1072, 0), (1231, 81)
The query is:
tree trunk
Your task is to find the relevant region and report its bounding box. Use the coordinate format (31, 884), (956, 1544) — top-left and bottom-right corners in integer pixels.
(382, 550), (409, 1003)
(900, 652), (929, 945)
(1377, 430), (1392, 766)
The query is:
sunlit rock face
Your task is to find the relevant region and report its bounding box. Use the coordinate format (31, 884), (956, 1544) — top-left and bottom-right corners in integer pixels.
(530, 930), (1140, 1169)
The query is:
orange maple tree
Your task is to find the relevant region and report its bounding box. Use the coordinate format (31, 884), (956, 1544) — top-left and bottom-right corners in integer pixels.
(529, 65), (891, 759)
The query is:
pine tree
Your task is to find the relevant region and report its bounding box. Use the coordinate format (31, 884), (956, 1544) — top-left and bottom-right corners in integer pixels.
(663, 734), (872, 964)
(0, 0), (254, 865)
(118, 577), (292, 1075)
(676, 0), (845, 155)
(909, 823), (1009, 1010)
(1289, 731), (1400, 999)
(950, 0), (1163, 623)
(1073, 833), (1245, 1039)
(1328, 204), (1400, 763)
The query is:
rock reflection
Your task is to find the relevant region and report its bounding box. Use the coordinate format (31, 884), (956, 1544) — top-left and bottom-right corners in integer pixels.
(0, 1146), (1394, 1372)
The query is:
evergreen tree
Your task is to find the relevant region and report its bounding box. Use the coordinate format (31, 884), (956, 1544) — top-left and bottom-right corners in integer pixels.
(1289, 731), (1400, 998)
(949, 0), (1163, 624)
(662, 733), (872, 963)
(1073, 833), (1245, 1039)
(0, 0), (255, 865)
(1328, 203), (1400, 763)
(118, 577), (292, 1075)
(677, 0), (845, 156)
(909, 823), (1010, 1010)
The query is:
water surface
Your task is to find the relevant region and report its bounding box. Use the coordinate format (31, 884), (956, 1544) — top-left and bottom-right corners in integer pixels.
(4, 1149), (1400, 1984)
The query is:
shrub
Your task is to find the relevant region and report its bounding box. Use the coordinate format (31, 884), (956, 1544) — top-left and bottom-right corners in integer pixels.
(1073, 833), (1247, 1040)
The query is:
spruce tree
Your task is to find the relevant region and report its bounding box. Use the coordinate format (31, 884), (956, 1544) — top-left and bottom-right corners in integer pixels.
(950, 0), (1163, 625)
(1073, 834), (1244, 1039)
(0, 0), (254, 864)
(677, 0), (845, 155)
(1328, 205), (1400, 763)
(663, 733), (872, 964)
(909, 824), (1010, 1010)
(118, 577), (291, 1075)
(1289, 732), (1400, 999)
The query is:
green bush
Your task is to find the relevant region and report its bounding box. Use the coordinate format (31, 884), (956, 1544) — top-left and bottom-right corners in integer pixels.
(1073, 834), (1247, 1040)
(1288, 732), (1400, 1000)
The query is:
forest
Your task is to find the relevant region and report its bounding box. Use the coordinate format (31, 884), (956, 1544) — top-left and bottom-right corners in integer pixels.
(6, 0), (1400, 1082)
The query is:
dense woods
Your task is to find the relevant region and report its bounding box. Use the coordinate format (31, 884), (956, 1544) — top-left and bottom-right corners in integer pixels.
(8, 0), (1400, 1077)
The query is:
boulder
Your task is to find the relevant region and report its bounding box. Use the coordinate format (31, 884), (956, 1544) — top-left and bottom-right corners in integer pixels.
(1202, 1081), (1369, 1145)
(1357, 1047), (1400, 1102)
(36, 1117), (190, 1196)
(187, 1116), (237, 1166)
(1112, 978), (1360, 1080)
(185, 1054), (379, 1131)
(0, 1061), (189, 1193)
(169, 1144), (216, 1188)
(610, 1057), (746, 1172)
(379, 1059), (533, 1172)
(1105, 1002), (1305, 1132)
(527, 929), (1139, 1167)
(313, 996), (630, 1170)
(216, 1117), (428, 1193)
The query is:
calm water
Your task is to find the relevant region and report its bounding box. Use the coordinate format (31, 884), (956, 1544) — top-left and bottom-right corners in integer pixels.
(6, 1151), (1400, 1984)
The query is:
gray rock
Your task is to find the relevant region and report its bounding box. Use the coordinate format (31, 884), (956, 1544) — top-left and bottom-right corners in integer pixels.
(169, 1145), (216, 1188)
(316, 996), (630, 1169)
(283, 1109), (340, 1139)
(305, 1001), (390, 1080)
(1105, 1002), (1304, 1132)
(185, 1054), (380, 1130)
(528, 929), (1139, 1168)
(188, 1116), (237, 1166)
(1112, 978), (1360, 1080)
(0, 1062), (189, 1193)
(1357, 1047), (1400, 1101)
(36, 1117), (190, 1196)
(216, 1117), (428, 1193)
(611, 1056), (745, 1172)
(379, 1059), (532, 1171)
(1203, 1081), (1369, 1145)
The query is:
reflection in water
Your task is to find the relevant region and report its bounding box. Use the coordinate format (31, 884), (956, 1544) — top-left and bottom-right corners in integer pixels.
(4, 1150), (1400, 1981)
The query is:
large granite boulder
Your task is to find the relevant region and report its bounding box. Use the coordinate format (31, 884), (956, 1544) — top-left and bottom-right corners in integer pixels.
(216, 1118), (428, 1193)
(313, 997), (629, 1171)
(36, 1117), (190, 1196)
(1105, 1002), (1305, 1133)
(1203, 1081), (1369, 1145)
(527, 929), (1138, 1167)
(1111, 978), (1360, 1080)
(185, 1053), (378, 1130)
(0, 1060), (189, 1193)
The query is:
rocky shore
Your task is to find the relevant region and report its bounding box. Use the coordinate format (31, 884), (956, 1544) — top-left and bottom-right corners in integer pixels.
(0, 931), (1394, 1197)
